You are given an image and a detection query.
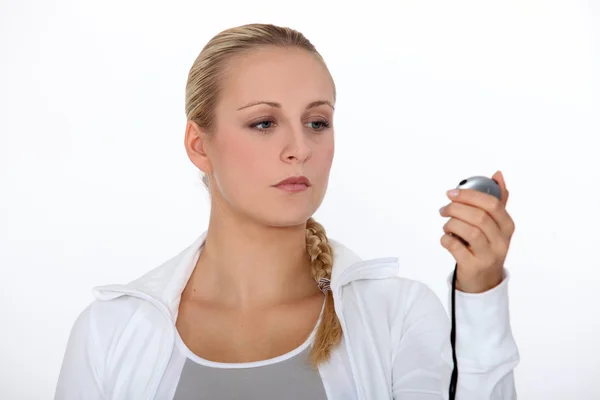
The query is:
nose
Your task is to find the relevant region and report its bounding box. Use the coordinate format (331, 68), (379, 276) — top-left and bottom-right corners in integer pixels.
(281, 125), (312, 163)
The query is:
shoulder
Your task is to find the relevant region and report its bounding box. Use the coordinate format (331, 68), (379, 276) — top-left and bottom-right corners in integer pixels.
(338, 274), (450, 370)
(346, 275), (449, 329)
(328, 238), (447, 323)
(68, 294), (167, 355)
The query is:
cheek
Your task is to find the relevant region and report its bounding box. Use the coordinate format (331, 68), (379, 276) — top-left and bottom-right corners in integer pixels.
(211, 131), (267, 190)
(325, 143), (335, 167)
(314, 139), (335, 176)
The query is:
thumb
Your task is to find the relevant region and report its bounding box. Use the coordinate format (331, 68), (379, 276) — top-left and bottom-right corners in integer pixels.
(492, 170), (509, 205)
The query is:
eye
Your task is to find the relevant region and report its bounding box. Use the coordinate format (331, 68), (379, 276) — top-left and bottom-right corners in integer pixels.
(306, 119), (331, 131)
(255, 120), (273, 130)
(250, 119), (277, 133)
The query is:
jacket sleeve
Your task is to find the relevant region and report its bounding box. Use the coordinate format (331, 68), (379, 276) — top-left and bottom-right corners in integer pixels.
(55, 303), (105, 399)
(392, 271), (519, 399)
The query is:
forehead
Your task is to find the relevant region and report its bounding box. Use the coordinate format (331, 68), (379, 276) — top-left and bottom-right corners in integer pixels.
(219, 46), (335, 107)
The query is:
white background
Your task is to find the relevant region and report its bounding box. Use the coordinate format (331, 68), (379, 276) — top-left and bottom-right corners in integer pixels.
(1, 0), (599, 398)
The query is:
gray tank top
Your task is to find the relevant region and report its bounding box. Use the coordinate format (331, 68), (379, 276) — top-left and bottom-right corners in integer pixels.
(172, 344), (328, 399)
(172, 301), (329, 399)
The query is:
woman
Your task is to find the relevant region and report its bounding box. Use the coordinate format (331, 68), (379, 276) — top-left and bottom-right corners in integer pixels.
(55, 23), (518, 399)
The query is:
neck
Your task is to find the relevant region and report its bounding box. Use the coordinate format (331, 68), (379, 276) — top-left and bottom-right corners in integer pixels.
(186, 209), (319, 309)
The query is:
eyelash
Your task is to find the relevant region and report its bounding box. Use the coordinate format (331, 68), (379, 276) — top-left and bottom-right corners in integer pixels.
(250, 118), (331, 134)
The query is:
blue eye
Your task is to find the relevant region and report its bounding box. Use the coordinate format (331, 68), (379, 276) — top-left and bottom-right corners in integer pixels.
(255, 121), (273, 130)
(250, 119), (276, 133)
(307, 120), (331, 131)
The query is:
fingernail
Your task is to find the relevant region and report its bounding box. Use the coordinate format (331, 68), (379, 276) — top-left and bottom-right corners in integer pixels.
(447, 189), (459, 197)
(439, 206), (446, 214)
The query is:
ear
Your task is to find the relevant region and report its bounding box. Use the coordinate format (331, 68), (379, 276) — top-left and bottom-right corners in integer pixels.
(184, 120), (212, 175)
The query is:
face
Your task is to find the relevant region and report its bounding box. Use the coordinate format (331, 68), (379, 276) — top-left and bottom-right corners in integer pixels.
(186, 46), (336, 227)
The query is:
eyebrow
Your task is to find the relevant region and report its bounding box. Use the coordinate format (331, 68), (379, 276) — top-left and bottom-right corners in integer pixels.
(236, 100), (334, 111)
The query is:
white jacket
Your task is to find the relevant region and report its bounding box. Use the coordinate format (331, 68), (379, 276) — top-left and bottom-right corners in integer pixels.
(55, 231), (519, 399)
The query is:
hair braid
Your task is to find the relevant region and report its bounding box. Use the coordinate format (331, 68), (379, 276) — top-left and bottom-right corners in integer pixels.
(306, 217), (342, 366)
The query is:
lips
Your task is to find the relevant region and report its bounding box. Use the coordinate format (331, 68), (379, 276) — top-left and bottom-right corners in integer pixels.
(274, 176), (311, 193)
(274, 176), (311, 186)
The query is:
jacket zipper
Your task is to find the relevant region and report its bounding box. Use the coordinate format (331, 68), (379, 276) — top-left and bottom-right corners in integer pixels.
(333, 257), (399, 400)
(97, 288), (176, 399)
(331, 287), (363, 400)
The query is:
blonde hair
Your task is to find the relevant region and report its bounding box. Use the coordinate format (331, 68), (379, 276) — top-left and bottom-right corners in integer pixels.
(184, 23), (341, 367)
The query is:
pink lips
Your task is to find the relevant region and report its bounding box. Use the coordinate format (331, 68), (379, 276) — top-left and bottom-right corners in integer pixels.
(274, 176), (311, 193)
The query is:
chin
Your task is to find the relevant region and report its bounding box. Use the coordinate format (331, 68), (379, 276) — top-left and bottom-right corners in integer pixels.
(260, 210), (315, 228)
(249, 203), (320, 228)
(225, 185), (326, 228)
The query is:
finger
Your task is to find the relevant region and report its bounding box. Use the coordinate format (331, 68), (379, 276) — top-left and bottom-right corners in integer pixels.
(440, 233), (475, 265)
(446, 188), (514, 238)
(440, 201), (500, 243)
(443, 218), (490, 254)
(491, 170), (509, 206)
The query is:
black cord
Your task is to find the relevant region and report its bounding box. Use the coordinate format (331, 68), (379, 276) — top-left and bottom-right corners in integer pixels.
(449, 263), (458, 400)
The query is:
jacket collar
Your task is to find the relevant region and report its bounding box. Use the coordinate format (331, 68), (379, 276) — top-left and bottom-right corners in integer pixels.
(93, 231), (400, 317)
